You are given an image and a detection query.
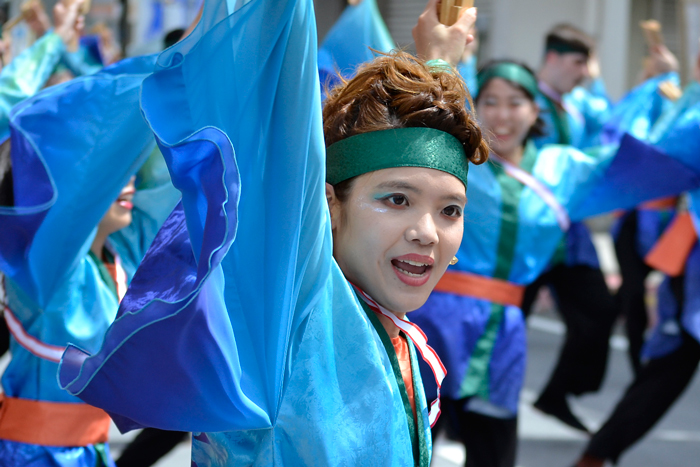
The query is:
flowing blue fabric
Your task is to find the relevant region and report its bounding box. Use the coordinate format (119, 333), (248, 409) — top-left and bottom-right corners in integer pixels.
(600, 72), (678, 145)
(59, 1), (431, 465)
(0, 53), (178, 466)
(0, 32), (66, 142)
(318, 0), (394, 88)
(458, 55), (478, 97)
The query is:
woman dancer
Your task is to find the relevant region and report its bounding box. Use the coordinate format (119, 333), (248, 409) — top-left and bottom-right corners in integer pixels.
(0, 54), (178, 465)
(409, 59), (700, 467)
(59, 1), (486, 465)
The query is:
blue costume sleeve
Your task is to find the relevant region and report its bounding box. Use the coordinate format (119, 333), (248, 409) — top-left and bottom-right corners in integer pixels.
(60, 36), (105, 77)
(565, 78), (613, 148)
(0, 32), (66, 141)
(318, 0), (394, 87)
(0, 54), (158, 308)
(566, 134), (700, 220)
(457, 55), (478, 96)
(600, 72), (678, 144)
(60, 0), (333, 434)
(647, 81), (700, 172)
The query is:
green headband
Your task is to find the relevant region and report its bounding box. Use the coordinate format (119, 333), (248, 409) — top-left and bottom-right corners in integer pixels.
(477, 62), (540, 99)
(326, 127), (469, 188)
(545, 36), (591, 57)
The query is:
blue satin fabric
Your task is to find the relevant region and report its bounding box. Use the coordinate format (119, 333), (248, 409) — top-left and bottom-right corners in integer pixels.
(0, 32), (66, 141)
(0, 441), (115, 467)
(318, 0), (394, 89)
(601, 72), (678, 145)
(533, 78), (612, 150)
(533, 82), (613, 269)
(458, 55), (478, 96)
(58, 1), (431, 465)
(412, 136), (700, 414)
(0, 54), (177, 465)
(639, 82), (700, 360)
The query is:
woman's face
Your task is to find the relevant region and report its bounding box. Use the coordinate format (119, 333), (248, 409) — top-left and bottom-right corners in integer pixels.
(98, 178), (136, 235)
(328, 167), (466, 314)
(476, 77), (539, 157)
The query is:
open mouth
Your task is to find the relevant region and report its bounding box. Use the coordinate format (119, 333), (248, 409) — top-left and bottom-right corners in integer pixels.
(391, 255), (434, 286)
(116, 190), (135, 210)
(392, 259), (431, 276)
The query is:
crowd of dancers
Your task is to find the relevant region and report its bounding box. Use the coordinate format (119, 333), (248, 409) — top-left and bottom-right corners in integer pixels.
(0, 1), (699, 466)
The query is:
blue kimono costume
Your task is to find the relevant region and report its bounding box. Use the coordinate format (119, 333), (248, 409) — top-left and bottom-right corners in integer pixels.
(533, 79), (613, 268)
(317, 0), (395, 89)
(643, 81), (700, 360)
(59, 1), (434, 466)
(0, 55), (179, 466)
(411, 135), (700, 416)
(0, 31), (66, 142)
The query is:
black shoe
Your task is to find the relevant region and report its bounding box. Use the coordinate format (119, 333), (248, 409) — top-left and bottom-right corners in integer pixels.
(533, 394), (590, 434)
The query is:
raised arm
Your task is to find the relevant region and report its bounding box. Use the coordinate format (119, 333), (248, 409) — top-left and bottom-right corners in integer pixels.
(59, 0), (331, 433)
(0, 54), (158, 306)
(0, 0), (85, 141)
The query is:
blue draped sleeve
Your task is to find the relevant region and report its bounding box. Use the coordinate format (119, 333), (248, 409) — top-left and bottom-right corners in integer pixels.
(59, 0), (333, 434)
(600, 72), (678, 144)
(0, 32), (66, 141)
(0, 54), (158, 307)
(565, 134), (700, 220)
(318, 0), (394, 87)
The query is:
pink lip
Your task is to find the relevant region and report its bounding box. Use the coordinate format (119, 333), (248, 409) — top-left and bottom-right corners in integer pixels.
(391, 254), (434, 287)
(117, 200), (134, 210)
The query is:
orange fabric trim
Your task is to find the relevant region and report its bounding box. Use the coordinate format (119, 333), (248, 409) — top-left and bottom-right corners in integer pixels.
(645, 212), (698, 277)
(434, 270), (525, 308)
(392, 336), (416, 420)
(0, 394), (111, 447)
(639, 196), (678, 211)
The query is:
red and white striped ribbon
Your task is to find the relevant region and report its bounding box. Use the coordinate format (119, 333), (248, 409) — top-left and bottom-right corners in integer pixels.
(491, 153), (571, 231)
(105, 243), (128, 302)
(114, 254), (128, 302)
(3, 307), (66, 363)
(353, 286), (446, 427)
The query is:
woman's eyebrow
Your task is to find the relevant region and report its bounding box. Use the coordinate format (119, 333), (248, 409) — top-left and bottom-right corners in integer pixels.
(374, 181), (422, 194)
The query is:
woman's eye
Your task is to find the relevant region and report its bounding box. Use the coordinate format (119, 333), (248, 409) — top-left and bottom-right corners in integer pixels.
(388, 195), (408, 206)
(442, 205), (462, 218)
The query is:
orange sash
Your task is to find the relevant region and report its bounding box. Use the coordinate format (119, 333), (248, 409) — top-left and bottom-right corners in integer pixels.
(645, 212), (698, 277)
(434, 270), (525, 308)
(0, 394), (111, 447)
(639, 196), (678, 211)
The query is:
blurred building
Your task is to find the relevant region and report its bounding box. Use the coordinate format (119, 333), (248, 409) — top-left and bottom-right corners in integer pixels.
(317, 0), (699, 99)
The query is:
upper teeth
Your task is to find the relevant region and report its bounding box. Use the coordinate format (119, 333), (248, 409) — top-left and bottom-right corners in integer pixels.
(402, 260), (429, 267)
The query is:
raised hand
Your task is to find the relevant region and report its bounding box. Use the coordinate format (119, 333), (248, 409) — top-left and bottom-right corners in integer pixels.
(413, 0), (476, 67)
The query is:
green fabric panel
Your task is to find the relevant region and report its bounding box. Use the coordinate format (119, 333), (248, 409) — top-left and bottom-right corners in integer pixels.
(459, 143), (535, 400)
(357, 295), (423, 466)
(541, 92), (572, 145)
(459, 301), (505, 399)
(87, 250), (118, 299)
(93, 443), (111, 467)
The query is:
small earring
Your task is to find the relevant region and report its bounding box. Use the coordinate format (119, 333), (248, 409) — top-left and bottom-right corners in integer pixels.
(449, 256), (459, 266)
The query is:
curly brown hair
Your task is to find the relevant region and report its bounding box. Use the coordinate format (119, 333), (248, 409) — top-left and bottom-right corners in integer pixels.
(323, 51), (488, 199)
